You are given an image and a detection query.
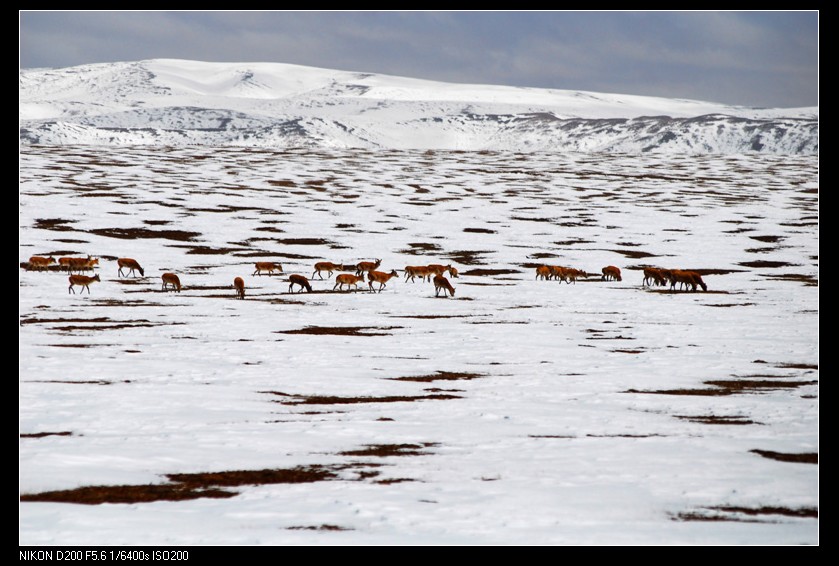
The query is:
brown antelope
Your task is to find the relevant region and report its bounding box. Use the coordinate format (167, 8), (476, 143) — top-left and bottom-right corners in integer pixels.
(601, 266), (622, 281)
(433, 274), (455, 298)
(562, 268), (587, 284)
(68, 274), (100, 294)
(448, 267), (459, 278)
(117, 258), (144, 277)
(535, 265), (552, 280)
(333, 273), (363, 292)
(60, 256), (98, 273)
(161, 272), (182, 292)
(368, 269), (399, 293)
(233, 277), (245, 299)
(404, 265), (432, 283)
(253, 262), (282, 276)
(355, 258), (382, 277)
(312, 261), (343, 280)
(427, 264), (453, 278)
(643, 267), (668, 287)
(669, 270), (707, 292)
(27, 256), (56, 271)
(288, 274), (312, 293)
(549, 265), (568, 281)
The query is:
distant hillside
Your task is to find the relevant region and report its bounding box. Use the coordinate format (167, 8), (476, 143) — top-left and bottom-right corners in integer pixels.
(19, 59), (818, 154)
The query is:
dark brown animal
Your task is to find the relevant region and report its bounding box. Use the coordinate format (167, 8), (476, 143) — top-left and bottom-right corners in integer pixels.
(288, 274), (312, 293)
(234, 277), (245, 299)
(601, 266), (622, 281)
(161, 272), (182, 292)
(434, 274), (456, 298)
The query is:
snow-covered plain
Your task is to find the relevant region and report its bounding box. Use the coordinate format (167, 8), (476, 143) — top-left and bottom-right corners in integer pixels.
(19, 144), (818, 545)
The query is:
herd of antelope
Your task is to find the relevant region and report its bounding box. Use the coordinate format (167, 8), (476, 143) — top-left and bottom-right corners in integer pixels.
(24, 252), (709, 300)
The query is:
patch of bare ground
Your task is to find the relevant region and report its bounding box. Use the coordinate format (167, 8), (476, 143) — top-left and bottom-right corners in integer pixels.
(675, 415), (759, 425)
(88, 227), (200, 241)
(738, 260), (796, 268)
(607, 248), (657, 259)
(761, 273), (818, 286)
(447, 250), (491, 265)
(775, 362), (818, 370)
(461, 268), (519, 276)
(267, 179), (296, 187)
(673, 506), (817, 522)
(398, 242), (443, 255)
(626, 378), (817, 396)
(339, 443), (438, 457)
(262, 391), (462, 405)
(28, 380), (130, 385)
(750, 449), (818, 464)
(34, 218), (75, 231)
(749, 235), (785, 243)
(21, 316), (163, 332)
(703, 303), (756, 307)
(611, 349), (644, 354)
(393, 314), (475, 319)
(463, 227), (496, 234)
(276, 326), (401, 337)
(20, 431), (73, 438)
(388, 371), (484, 383)
(288, 525), (353, 531)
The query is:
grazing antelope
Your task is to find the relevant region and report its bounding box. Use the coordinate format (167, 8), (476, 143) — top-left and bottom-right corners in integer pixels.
(117, 258), (144, 277)
(669, 270), (707, 292)
(27, 256), (56, 271)
(562, 268), (587, 284)
(535, 265), (553, 280)
(355, 258), (382, 277)
(433, 274), (456, 298)
(68, 274), (100, 294)
(312, 261), (343, 280)
(643, 267), (668, 287)
(288, 274), (312, 293)
(333, 273), (363, 292)
(161, 272), (182, 292)
(233, 277), (245, 299)
(448, 267), (459, 278)
(253, 262), (282, 276)
(601, 266), (622, 281)
(368, 269), (399, 293)
(404, 265), (432, 283)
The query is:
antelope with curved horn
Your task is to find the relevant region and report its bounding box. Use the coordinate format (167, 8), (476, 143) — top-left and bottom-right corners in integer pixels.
(117, 258), (144, 277)
(161, 272), (182, 292)
(368, 269), (399, 293)
(68, 274), (100, 294)
(433, 274), (456, 298)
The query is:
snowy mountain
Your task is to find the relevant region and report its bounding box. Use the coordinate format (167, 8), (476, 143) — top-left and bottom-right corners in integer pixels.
(20, 59), (818, 153)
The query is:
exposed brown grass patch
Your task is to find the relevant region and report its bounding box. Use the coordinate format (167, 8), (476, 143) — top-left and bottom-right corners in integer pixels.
(463, 227), (496, 234)
(262, 391), (462, 405)
(674, 506), (818, 522)
(339, 443), (437, 457)
(738, 260), (795, 268)
(675, 415), (759, 425)
(762, 273), (818, 286)
(34, 218), (75, 231)
(88, 227), (200, 241)
(20, 431), (73, 438)
(609, 249), (657, 259)
(462, 268), (519, 276)
(749, 235), (785, 243)
(750, 449), (818, 464)
(388, 371), (485, 383)
(276, 326), (401, 337)
(627, 378), (816, 396)
(287, 525), (353, 531)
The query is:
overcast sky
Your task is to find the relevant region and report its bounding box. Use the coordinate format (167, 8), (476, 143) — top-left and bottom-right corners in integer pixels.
(19, 11), (818, 108)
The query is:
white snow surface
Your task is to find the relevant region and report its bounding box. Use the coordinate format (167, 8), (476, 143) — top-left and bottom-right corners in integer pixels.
(19, 145), (818, 545)
(20, 59), (818, 153)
